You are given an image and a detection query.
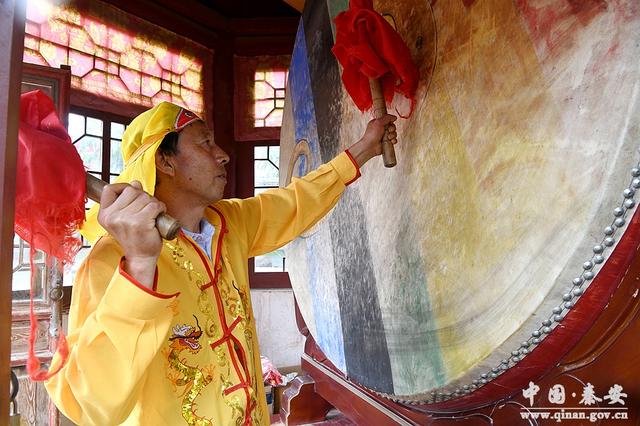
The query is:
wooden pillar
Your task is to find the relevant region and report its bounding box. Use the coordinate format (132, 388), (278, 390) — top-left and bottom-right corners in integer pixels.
(0, 0), (26, 420)
(214, 34), (238, 198)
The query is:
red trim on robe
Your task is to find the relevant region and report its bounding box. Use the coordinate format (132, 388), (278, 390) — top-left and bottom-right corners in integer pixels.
(210, 316), (243, 347)
(344, 149), (362, 186)
(182, 212), (254, 423)
(119, 257), (178, 299)
(224, 381), (250, 396)
(197, 208), (227, 290)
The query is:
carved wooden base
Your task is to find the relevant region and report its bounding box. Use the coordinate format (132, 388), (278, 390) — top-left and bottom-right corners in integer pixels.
(279, 374), (335, 425)
(11, 367), (58, 426)
(301, 354), (419, 426)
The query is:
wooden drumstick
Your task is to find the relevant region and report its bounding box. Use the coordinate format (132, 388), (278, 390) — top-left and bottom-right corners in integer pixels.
(369, 78), (397, 168)
(85, 173), (181, 240)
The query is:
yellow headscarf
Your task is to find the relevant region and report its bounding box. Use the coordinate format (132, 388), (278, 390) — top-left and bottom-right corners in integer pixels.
(80, 102), (200, 243)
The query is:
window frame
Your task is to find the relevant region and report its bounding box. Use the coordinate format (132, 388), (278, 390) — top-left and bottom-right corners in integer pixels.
(236, 139), (292, 289)
(234, 55), (290, 142)
(70, 106), (131, 183)
(23, 0), (210, 118)
(234, 56), (293, 289)
(62, 107), (132, 288)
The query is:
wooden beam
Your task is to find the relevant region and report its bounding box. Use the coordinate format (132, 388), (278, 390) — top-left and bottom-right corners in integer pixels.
(230, 17), (299, 36)
(0, 0), (26, 421)
(102, 0), (222, 48)
(213, 35), (237, 199)
(282, 0), (305, 13)
(103, 0), (299, 43)
(153, 0), (228, 32)
(234, 35), (296, 56)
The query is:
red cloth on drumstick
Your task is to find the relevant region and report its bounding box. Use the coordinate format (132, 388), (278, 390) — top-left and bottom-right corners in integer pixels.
(15, 90), (84, 381)
(331, 0), (419, 116)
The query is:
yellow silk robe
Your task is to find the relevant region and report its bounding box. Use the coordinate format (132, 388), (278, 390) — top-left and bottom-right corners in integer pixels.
(45, 152), (360, 425)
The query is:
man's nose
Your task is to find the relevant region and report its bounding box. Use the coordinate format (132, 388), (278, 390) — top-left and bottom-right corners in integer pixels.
(215, 145), (230, 165)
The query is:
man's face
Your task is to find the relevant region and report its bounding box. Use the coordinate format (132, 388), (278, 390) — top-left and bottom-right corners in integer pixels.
(167, 121), (229, 204)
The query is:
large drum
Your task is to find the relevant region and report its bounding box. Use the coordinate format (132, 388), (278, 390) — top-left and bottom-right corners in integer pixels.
(280, 0), (640, 403)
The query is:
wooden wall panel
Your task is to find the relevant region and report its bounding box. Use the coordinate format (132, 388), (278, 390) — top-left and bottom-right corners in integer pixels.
(0, 0), (26, 421)
(13, 368), (51, 426)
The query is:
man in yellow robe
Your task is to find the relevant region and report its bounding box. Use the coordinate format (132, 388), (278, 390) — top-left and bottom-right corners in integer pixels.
(45, 101), (397, 425)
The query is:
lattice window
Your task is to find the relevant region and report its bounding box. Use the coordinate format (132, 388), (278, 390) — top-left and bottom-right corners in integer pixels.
(109, 122), (126, 181)
(23, 0), (205, 114)
(254, 70), (288, 128)
(234, 56), (290, 141)
(68, 112), (126, 183)
(64, 110), (129, 284)
(69, 113), (103, 176)
(12, 238), (47, 300)
(253, 146), (286, 272)
(235, 56), (291, 286)
(254, 145), (280, 194)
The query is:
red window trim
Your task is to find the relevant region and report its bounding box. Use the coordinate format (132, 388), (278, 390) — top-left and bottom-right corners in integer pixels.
(71, 91), (147, 122)
(248, 259), (292, 289)
(233, 55), (291, 142)
(236, 140), (291, 289)
(24, 0), (212, 119)
(69, 106), (132, 184)
(234, 55), (292, 289)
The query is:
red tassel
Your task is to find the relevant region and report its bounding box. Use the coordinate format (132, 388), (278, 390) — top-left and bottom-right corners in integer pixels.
(16, 91), (85, 381)
(331, 0), (419, 116)
(26, 247), (70, 382)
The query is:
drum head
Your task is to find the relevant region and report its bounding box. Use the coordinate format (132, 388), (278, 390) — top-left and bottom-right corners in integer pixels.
(280, 0), (640, 402)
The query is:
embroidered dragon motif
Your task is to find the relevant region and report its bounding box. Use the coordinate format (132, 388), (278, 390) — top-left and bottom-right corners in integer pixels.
(166, 316), (213, 426)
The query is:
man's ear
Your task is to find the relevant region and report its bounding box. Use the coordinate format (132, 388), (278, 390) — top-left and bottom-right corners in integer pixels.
(155, 150), (176, 177)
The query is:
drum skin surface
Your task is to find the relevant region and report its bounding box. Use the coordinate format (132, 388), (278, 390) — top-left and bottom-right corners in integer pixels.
(280, 0), (640, 401)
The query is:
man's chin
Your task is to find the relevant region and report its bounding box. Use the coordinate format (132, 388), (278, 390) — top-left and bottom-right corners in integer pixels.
(206, 190), (225, 205)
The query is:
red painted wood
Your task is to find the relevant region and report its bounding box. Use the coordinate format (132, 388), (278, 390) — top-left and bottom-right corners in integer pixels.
(0, 0), (26, 421)
(213, 35), (237, 200)
(231, 18), (299, 37)
(248, 261), (292, 289)
(280, 374), (334, 425)
(101, 1), (299, 48)
(70, 90), (146, 121)
(233, 55), (290, 142)
(21, 63), (71, 126)
(100, 0), (220, 48)
(235, 140), (292, 289)
(234, 36), (297, 57)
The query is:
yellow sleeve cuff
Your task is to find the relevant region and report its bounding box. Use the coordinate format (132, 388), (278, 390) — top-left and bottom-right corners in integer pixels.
(330, 150), (361, 186)
(98, 260), (179, 321)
